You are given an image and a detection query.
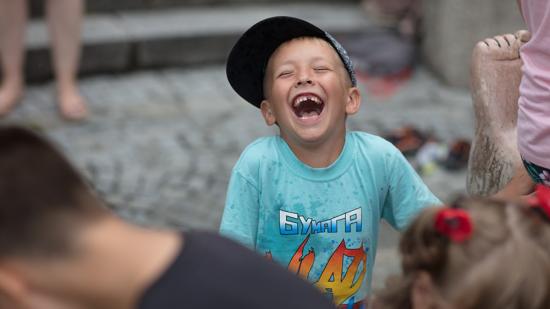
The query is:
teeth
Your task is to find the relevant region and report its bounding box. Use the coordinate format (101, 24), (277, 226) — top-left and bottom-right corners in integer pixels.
(293, 95), (321, 107)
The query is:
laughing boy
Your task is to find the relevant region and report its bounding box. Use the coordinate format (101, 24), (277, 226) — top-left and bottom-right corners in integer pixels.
(220, 16), (440, 307)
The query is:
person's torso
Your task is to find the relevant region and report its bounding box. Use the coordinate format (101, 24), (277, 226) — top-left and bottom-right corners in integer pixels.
(517, 0), (550, 167)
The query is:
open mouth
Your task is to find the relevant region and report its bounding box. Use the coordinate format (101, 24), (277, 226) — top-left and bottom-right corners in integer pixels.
(292, 94), (325, 119)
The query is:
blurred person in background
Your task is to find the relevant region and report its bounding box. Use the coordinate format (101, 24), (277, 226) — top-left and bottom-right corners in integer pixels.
(0, 0), (87, 120)
(360, 0), (421, 39)
(492, 0), (550, 199)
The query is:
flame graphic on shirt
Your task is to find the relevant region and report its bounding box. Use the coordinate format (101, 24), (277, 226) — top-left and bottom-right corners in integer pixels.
(286, 235), (367, 305)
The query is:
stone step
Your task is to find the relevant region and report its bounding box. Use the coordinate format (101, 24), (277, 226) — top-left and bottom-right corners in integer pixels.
(25, 3), (370, 82)
(30, 0), (357, 15)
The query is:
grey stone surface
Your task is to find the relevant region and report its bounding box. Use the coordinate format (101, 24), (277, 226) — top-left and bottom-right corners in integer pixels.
(30, 0), (358, 16)
(79, 42), (133, 74)
(1, 64), (472, 290)
(137, 35), (238, 67)
(25, 42), (132, 81)
(26, 14), (130, 48)
(422, 0), (525, 87)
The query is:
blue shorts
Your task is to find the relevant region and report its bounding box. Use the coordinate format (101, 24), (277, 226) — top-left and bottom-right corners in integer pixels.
(522, 158), (550, 186)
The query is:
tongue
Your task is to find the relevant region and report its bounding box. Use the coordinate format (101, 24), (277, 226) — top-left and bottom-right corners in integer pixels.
(296, 100), (322, 118)
(300, 111), (319, 118)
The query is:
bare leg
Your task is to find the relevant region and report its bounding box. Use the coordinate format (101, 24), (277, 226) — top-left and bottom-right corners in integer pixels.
(46, 0), (88, 120)
(0, 0), (27, 116)
(467, 31), (533, 196)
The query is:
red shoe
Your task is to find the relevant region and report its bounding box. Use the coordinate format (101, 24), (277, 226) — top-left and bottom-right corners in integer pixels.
(384, 125), (427, 156)
(442, 139), (471, 170)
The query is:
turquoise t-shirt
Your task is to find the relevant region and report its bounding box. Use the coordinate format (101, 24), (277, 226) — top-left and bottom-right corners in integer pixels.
(220, 131), (440, 307)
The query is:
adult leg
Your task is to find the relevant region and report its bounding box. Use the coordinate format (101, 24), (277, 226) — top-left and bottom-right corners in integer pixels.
(46, 0), (88, 120)
(467, 31), (534, 197)
(0, 0), (27, 116)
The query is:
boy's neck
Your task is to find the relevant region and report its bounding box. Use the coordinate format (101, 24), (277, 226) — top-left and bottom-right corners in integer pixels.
(84, 219), (183, 308)
(23, 218), (182, 309)
(284, 132), (347, 168)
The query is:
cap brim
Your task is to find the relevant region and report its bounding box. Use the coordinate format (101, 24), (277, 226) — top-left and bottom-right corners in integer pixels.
(226, 16), (327, 108)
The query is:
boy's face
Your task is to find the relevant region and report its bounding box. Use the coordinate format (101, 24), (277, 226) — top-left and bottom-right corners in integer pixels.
(261, 37), (360, 148)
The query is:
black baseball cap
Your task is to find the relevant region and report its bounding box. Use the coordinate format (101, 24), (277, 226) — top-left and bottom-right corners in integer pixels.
(226, 16), (357, 108)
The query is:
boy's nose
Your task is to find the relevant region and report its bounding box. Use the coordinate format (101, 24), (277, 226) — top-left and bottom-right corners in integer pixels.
(295, 78), (313, 87)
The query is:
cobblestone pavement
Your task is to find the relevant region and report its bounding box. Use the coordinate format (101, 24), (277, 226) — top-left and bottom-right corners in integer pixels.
(1, 65), (473, 289)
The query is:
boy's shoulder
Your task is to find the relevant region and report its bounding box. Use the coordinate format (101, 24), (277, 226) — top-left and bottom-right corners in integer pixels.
(348, 131), (400, 156)
(234, 136), (280, 169)
(239, 136), (279, 157)
(349, 131), (390, 144)
(348, 131), (410, 171)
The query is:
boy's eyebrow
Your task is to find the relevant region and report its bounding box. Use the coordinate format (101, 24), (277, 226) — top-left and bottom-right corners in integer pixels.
(274, 56), (334, 68)
(274, 60), (296, 67)
(311, 56), (332, 62)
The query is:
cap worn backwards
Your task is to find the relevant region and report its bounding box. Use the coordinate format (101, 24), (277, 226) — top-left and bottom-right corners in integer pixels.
(226, 16), (356, 108)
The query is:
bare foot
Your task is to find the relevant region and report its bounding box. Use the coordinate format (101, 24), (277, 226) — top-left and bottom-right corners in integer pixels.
(467, 30), (531, 196)
(0, 81), (23, 116)
(58, 88), (88, 121)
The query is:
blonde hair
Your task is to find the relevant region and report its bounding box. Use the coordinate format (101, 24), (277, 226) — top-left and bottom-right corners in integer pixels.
(376, 198), (550, 309)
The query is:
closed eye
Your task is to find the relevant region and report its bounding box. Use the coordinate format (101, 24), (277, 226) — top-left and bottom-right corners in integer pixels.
(314, 67), (330, 72)
(277, 71), (294, 78)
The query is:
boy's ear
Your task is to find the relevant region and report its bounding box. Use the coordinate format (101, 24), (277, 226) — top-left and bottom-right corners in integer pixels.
(260, 100), (277, 126)
(345, 87), (361, 115)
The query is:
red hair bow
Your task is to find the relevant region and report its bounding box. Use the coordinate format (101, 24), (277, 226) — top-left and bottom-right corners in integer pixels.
(434, 208), (473, 242)
(529, 184), (550, 220)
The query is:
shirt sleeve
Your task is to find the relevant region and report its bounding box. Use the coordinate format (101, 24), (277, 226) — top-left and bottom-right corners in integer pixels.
(219, 168), (260, 249)
(381, 148), (442, 230)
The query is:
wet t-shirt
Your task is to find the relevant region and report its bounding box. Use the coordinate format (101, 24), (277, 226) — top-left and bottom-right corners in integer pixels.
(220, 132), (440, 307)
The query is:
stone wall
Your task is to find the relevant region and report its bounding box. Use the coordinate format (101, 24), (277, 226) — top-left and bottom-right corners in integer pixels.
(422, 0), (525, 88)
